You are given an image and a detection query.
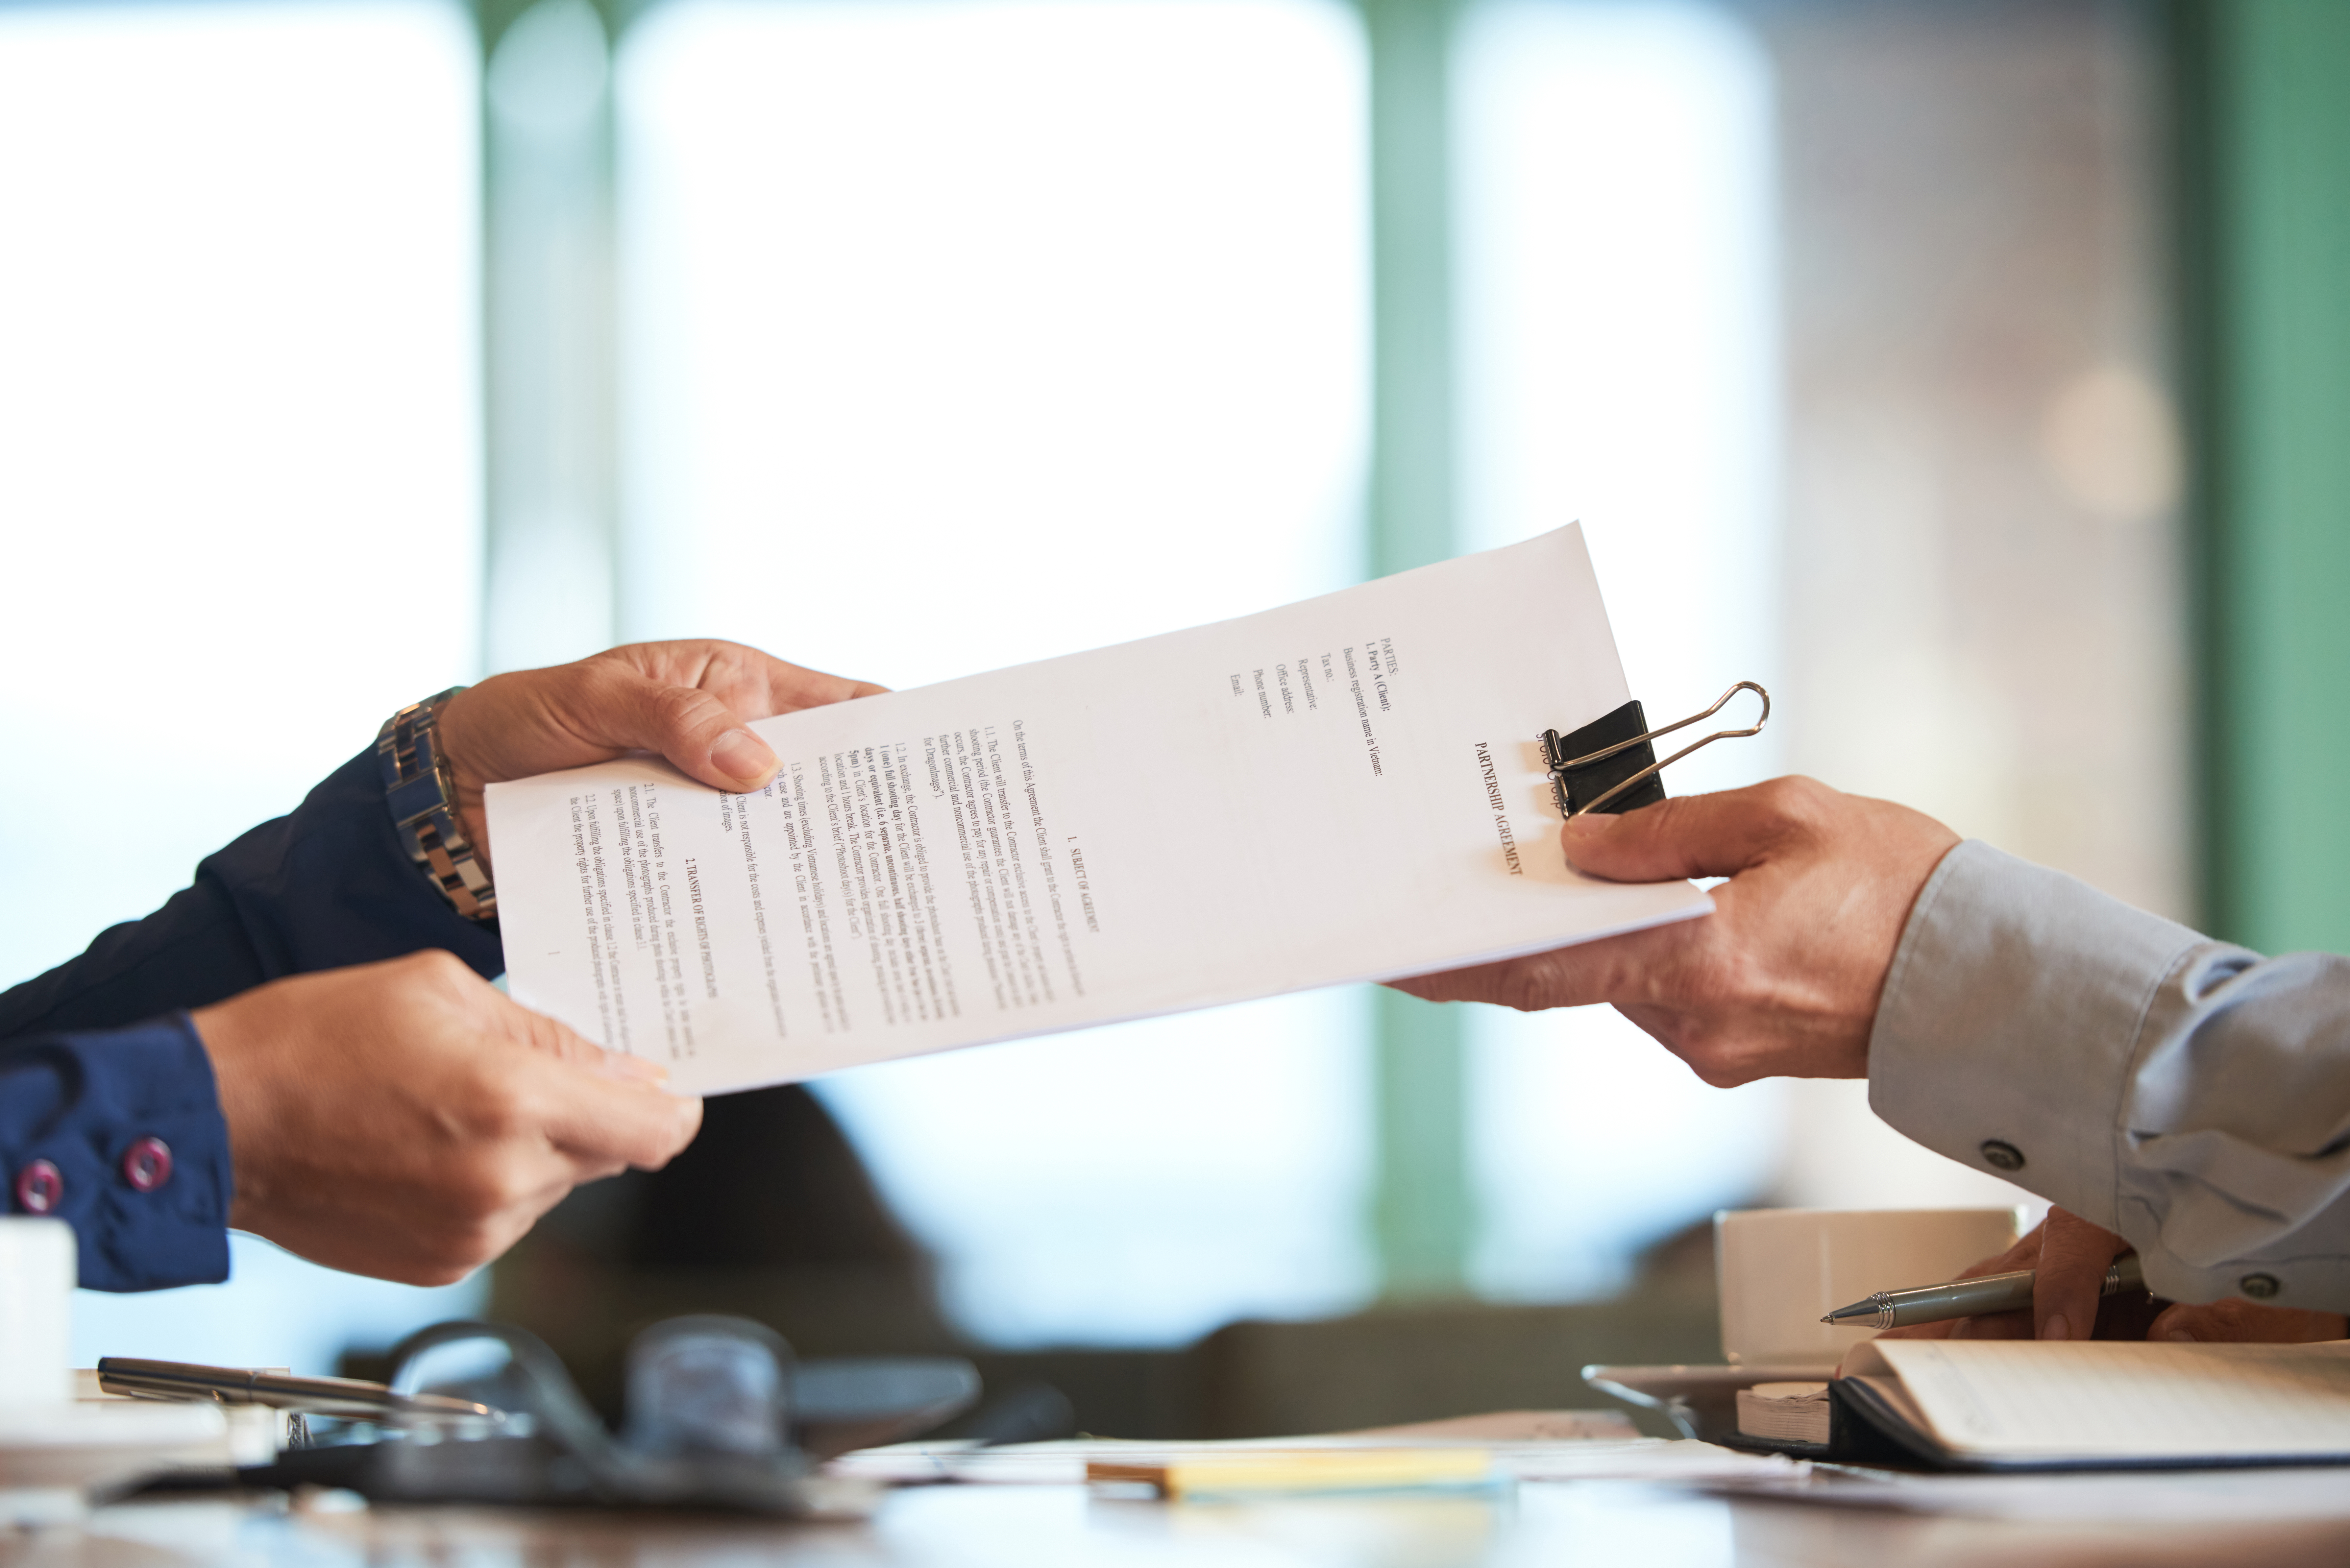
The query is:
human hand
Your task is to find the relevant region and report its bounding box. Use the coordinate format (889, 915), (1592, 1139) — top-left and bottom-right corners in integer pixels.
(1388, 777), (1959, 1083)
(191, 950), (703, 1285)
(1874, 1209), (2152, 1344)
(435, 640), (886, 868)
(1872, 1209), (2346, 1346)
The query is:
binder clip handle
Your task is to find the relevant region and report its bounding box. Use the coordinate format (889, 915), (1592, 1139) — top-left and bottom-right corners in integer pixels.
(1539, 681), (1770, 819)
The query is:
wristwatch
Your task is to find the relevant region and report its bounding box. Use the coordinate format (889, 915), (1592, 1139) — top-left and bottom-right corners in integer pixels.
(377, 687), (497, 922)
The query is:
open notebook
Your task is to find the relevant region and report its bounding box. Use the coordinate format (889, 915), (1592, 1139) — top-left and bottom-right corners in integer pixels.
(1836, 1338), (2350, 1470)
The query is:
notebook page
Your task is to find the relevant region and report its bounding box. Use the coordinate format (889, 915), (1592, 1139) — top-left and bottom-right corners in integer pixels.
(1870, 1339), (2350, 1459)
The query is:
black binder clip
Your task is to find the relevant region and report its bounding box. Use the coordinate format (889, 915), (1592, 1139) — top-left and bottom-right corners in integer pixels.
(1538, 682), (1770, 819)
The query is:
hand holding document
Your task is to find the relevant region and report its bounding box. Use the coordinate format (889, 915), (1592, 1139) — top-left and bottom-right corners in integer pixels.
(487, 525), (1712, 1095)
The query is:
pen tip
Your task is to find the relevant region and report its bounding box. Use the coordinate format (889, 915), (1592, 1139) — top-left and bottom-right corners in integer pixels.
(1818, 1314), (1835, 1324)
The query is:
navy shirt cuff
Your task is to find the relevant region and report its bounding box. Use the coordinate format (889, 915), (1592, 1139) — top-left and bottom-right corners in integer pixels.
(3, 1015), (231, 1291)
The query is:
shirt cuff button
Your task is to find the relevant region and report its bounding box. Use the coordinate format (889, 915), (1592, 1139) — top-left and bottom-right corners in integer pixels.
(1979, 1139), (2026, 1172)
(13, 1159), (64, 1214)
(2240, 1272), (2282, 1300)
(122, 1137), (174, 1193)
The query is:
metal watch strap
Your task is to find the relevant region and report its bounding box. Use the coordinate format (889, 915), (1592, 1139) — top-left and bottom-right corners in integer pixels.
(377, 687), (497, 922)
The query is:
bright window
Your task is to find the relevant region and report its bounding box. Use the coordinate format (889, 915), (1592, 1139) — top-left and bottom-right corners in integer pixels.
(614, 0), (1375, 1344)
(0, 0), (487, 1367)
(1452, 0), (1787, 1298)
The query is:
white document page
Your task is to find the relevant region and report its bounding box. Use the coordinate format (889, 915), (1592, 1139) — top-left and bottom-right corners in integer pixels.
(487, 524), (1711, 1095)
(1858, 1339), (2350, 1460)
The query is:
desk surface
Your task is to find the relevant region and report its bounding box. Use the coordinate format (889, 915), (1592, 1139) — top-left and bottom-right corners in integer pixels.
(20, 1479), (2350, 1568)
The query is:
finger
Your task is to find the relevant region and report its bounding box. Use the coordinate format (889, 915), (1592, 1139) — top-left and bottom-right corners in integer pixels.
(465, 979), (610, 1061)
(1873, 1227), (2044, 1341)
(476, 985), (676, 1094)
(1875, 1317), (1962, 1341)
(1955, 1222), (2049, 1279)
(1612, 1002), (1779, 1089)
(596, 1049), (669, 1084)
(1947, 1309), (2034, 1340)
(751, 651), (888, 710)
(1388, 914), (1702, 1013)
(1384, 948), (1617, 1011)
(612, 641), (884, 721)
(500, 998), (667, 1081)
(532, 1061), (705, 1169)
(1556, 779), (1832, 883)
(568, 660), (783, 791)
(1384, 954), (1571, 1008)
(1952, 1224), (2047, 1280)
(502, 1155), (603, 1226)
(2033, 1209), (2129, 1341)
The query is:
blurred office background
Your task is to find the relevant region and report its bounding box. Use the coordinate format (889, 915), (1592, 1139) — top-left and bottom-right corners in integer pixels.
(2, 0), (2342, 1430)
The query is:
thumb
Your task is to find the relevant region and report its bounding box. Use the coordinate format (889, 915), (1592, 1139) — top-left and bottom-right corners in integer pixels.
(572, 661), (781, 792)
(1560, 782), (1802, 881)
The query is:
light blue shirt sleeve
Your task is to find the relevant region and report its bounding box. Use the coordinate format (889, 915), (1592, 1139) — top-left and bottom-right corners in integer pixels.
(1868, 840), (2350, 1312)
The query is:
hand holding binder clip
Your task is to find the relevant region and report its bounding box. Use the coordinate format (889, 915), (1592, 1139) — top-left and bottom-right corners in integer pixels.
(1538, 682), (1771, 819)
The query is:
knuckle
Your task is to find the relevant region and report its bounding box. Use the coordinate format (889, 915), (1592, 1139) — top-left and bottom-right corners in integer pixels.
(467, 1063), (542, 1131)
(1495, 960), (1560, 1014)
(385, 947), (471, 1002)
(1643, 793), (1697, 835)
(1677, 1038), (1747, 1088)
(410, 947), (470, 984)
(447, 1152), (537, 1220)
(428, 1231), (497, 1278)
(439, 1165), (507, 1221)
(558, 660), (630, 729)
(624, 1116), (698, 1173)
(569, 659), (621, 709)
(480, 1096), (536, 1147)
(650, 682), (719, 735)
(1748, 776), (1819, 833)
(438, 1087), (534, 1168)
(1685, 1056), (1747, 1089)
(404, 1257), (476, 1289)
(1660, 1012), (1765, 1087)
(1643, 934), (1741, 1013)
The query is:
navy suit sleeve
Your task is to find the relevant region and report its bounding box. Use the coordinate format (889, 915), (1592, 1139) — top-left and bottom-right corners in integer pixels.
(0, 748), (507, 1290)
(0, 748), (504, 1035)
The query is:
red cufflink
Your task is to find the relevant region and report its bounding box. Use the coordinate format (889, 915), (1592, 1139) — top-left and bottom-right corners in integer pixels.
(14, 1159), (63, 1214)
(122, 1137), (173, 1194)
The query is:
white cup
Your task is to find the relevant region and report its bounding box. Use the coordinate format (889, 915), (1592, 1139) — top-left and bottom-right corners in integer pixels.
(0, 1217), (76, 1408)
(1715, 1207), (2019, 1370)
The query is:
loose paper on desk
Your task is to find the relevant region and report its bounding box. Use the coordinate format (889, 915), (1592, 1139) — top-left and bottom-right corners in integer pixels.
(487, 524), (1712, 1095)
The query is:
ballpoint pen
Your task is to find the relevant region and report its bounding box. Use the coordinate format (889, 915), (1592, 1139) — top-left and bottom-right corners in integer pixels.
(96, 1357), (500, 1424)
(1819, 1253), (2146, 1331)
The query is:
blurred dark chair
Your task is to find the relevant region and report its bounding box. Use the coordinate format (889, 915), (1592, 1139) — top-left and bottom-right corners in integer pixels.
(486, 1083), (957, 1418)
